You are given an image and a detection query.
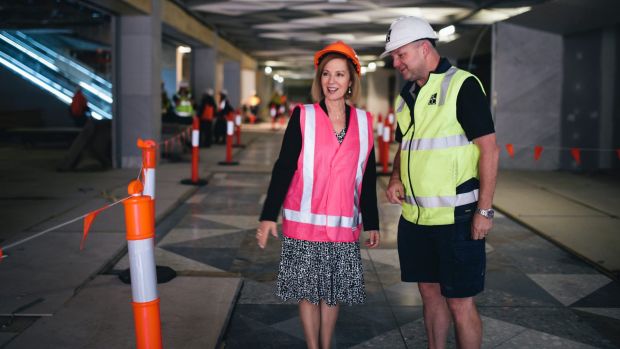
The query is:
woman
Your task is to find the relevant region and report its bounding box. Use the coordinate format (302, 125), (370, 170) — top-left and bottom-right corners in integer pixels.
(257, 41), (380, 349)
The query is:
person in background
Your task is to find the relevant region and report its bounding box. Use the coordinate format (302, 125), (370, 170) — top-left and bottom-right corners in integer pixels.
(257, 41), (380, 349)
(214, 89), (233, 144)
(69, 87), (89, 127)
(198, 88), (216, 147)
(382, 16), (499, 349)
(173, 81), (194, 125)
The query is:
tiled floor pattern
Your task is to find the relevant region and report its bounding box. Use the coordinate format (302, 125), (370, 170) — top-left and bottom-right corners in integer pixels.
(135, 135), (620, 348)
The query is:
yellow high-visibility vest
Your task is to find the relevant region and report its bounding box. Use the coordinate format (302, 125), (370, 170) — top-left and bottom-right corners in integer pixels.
(396, 66), (483, 225)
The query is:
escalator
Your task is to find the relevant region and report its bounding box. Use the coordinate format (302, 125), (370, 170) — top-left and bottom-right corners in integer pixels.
(0, 30), (112, 120)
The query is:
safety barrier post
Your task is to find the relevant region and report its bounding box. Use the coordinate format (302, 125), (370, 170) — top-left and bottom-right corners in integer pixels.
(387, 110), (395, 143)
(218, 112), (239, 166)
(137, 139), (157, 200)
(124, 180), (163, 349)
(270, 106), (277, 131)
(233, 109), (245, 148)
(379, 123), (391, 176)
(180, 117), (208, 185)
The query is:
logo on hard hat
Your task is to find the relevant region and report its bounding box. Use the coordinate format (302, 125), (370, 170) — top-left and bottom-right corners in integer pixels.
(386, 29), (392, 43)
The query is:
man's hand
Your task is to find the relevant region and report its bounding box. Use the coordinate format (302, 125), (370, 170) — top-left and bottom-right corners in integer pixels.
(386, 178), (405, 204)
(256, 220), (278, 249)
(471, 213), (492, 240)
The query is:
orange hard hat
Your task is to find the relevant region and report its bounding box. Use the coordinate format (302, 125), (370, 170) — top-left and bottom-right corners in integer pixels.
(314, 41), (361, 76)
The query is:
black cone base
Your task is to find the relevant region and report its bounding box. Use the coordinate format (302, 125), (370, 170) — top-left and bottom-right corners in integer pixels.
(180, 178), (208, 186)
(118, 266), (177, 285)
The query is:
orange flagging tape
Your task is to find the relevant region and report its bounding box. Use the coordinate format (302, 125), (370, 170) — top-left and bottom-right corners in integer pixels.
(81, 205), (110, 250)
(505, 143), (514, 158)
(534, 146), (543, 160)
(570, 148), (581, 165)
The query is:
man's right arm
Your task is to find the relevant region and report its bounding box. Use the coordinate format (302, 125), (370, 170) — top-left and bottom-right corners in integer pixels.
(386, 148), (404, 204)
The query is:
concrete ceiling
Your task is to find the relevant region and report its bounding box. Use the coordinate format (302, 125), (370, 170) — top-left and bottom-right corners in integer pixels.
(181, 0), (550, 76)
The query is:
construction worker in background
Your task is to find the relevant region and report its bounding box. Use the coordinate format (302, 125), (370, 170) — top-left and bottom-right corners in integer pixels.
(173, 81), (194, 125)
(383, 16), (499, 349)
(69, 87), (89, 127)
(198, 88), (216, 147)
(58, 87), (111, 171)
(214, 89), (233, 144)
(249, 90), (261, 121)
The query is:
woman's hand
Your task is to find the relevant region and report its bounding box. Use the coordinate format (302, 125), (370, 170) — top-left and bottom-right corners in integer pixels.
(364, 230), (380, 248)
(256, 220), (278, 249)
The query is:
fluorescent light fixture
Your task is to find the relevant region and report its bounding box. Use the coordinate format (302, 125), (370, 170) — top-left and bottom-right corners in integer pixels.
(367, 62), (377, 72)
(264, 66), (272, 74)
(438, 25), (455, 38)
(0, 32), (59, 72)
(361, 67), (367, 75)
(178, 46), (192, 54)
(79, 81), (113, 104)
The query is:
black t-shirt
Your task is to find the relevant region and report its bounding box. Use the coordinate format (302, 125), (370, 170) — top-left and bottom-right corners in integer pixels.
(259, 101), (379, 231)
(395, 58), (494, 142)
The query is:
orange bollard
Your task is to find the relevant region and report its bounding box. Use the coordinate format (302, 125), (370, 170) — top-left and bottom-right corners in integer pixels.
(137, 139), (157, 200)
(181, 117), (208, 185)
(387, 109), (395, 143)
(124, 180), (163, 349)
(380, 125), (391, 175)
(233, 110), (245, 148)
(270, 106), (276, 131)
(218, 112), (239, 166)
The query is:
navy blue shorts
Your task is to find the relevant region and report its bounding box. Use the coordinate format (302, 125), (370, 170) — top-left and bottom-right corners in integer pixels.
(397, 216), (486, 298)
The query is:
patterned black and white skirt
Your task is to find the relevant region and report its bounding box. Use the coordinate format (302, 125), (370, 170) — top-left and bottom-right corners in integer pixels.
(276, 236), (366, 306)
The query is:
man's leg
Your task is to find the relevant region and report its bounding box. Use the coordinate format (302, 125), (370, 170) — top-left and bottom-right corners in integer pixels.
(299, 300), (320, 349)
(418, 282), (451, 349)
(446, 297), (482, 349)
(319, 301), (339, 349)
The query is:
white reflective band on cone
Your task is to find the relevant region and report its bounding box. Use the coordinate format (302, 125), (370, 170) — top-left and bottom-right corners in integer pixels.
(227, 121), (234, 135)
(192, 130), (199, 147)
(220, 101), (225, 110)
(235, 115), (242, 126)
(388, 113), (394, 124)
(128, 239), (158, 302)
(377, 123), (384, 136)
(143, 169), (156, 199)
(382, 127), (390, 142)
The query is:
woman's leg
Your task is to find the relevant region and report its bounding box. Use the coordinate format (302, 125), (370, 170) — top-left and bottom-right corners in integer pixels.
(319, 301), (340, 349)
(299, 300), (321, 349)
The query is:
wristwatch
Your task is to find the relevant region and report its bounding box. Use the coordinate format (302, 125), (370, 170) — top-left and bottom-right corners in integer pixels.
(476, 208), (495, 219)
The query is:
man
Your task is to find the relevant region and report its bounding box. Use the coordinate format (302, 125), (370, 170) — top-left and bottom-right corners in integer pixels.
(382, 16), (499, 349)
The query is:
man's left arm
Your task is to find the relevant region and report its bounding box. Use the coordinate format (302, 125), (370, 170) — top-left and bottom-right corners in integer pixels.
(471, 133), (499, 240)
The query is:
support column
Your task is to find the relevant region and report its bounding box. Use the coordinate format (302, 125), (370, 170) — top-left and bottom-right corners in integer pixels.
(223, 61), (241, 108)
(115, 1), (162, 168)
(193, 47), (216, 96)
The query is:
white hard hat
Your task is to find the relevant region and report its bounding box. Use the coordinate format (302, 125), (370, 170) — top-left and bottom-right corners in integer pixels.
(179, 80), (189, 88)
(380, 16), (438, 59)
(221, 89), (228, 95)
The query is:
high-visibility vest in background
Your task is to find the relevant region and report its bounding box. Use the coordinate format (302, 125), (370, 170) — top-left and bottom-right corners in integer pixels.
(175, 94), (194, 117)
(282, 103), (373, 242)
(397, 66), (483, 226)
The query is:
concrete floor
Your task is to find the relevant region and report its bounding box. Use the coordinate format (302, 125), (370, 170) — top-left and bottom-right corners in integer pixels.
(0, 123), (618, 348)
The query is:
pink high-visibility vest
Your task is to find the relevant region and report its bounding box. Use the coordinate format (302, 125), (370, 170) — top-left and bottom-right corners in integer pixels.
(282, 103), (373, 242)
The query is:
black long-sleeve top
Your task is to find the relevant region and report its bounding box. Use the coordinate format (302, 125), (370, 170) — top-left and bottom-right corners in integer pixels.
(259, 101), (379, 231)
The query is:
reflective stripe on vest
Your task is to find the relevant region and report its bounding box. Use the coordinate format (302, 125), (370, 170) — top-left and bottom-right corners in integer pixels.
(282, 105), (370, 230)
(401, 134), (471, 151)
(405, 190), (479, 208)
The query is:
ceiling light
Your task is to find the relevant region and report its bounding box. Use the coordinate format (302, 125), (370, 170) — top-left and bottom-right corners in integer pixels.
(361, 67), (367, 75)
(367, 62), (376, 72)
(177, 46), (191, 54)
(438, 25), (455, 38)
(265, 66), (272, 74)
